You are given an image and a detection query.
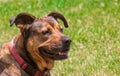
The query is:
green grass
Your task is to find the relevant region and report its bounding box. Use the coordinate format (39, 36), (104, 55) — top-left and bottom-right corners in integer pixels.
(0, 0), (120, 76)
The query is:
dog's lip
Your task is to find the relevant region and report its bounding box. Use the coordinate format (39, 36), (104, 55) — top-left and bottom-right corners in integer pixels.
(39, 48), (69, 60)
(40, 49), (69, 56)
(58, 49), (69, 56)
(58, 51), (68, 56)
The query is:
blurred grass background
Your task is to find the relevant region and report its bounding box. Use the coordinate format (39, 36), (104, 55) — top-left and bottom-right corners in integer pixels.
(0, 0), (120, 76)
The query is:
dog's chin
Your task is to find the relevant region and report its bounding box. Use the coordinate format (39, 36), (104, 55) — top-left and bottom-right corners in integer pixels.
(39, 48), (69, 60)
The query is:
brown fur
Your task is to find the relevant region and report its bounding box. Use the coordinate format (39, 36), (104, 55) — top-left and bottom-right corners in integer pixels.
(0, 12), (71, 76)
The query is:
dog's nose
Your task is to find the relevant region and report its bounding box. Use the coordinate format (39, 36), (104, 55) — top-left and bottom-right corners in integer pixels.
(62, 37), (71, 44)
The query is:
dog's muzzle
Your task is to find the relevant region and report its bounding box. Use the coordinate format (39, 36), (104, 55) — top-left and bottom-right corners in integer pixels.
(39, 37), (71, 60)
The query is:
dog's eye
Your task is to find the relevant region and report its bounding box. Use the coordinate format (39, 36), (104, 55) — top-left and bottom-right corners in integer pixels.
(60, 28), (63, 32)
(42, 30), (51, 35)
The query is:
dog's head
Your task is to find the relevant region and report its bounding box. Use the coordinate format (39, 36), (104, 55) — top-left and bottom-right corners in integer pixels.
(10, 12), (71, 60)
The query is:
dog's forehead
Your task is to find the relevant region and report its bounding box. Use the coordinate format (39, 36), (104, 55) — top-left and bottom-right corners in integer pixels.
(41, 16), (59, 27)
(31, 17), (61, 30)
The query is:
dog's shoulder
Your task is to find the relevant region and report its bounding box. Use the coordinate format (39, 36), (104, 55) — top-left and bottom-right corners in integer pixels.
(0, 42), (10, 60)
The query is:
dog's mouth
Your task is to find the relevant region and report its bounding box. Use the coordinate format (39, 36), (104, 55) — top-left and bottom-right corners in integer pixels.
(39, 48), (69, 60)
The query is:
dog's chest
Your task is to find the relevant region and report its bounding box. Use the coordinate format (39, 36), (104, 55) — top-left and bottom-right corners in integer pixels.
(0, 43), (29, 76)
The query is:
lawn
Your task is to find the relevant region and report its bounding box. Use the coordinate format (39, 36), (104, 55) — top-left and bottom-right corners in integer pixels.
(0, 0), (120, 76)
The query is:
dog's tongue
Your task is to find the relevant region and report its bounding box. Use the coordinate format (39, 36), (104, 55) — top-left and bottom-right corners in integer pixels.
(59, 51), (68, 55)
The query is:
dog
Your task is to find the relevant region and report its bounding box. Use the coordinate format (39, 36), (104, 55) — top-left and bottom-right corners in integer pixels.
(0, 12), (71, 76)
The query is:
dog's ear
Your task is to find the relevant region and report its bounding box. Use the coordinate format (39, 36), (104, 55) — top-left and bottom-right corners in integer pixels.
(48, 12), (68, 28)
(10, 13), (36, 29)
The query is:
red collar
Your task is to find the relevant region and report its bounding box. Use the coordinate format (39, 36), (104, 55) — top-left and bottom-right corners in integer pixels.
(9, 40), (45, 76)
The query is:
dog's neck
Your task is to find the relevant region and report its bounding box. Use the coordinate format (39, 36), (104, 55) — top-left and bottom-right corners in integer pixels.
(13, 35), (35, 66)
(13, 35), (54, 71)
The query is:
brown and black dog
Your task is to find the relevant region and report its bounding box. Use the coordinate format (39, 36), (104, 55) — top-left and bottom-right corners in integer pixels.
(0, 12), (71, 76)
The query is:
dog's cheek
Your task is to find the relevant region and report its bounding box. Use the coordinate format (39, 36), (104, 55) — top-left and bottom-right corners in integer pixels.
(26, 39), (34, 52)
(27, 37), (40, 51)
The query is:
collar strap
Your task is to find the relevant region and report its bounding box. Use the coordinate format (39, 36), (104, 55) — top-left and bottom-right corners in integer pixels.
(9, 40), (45, 76)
